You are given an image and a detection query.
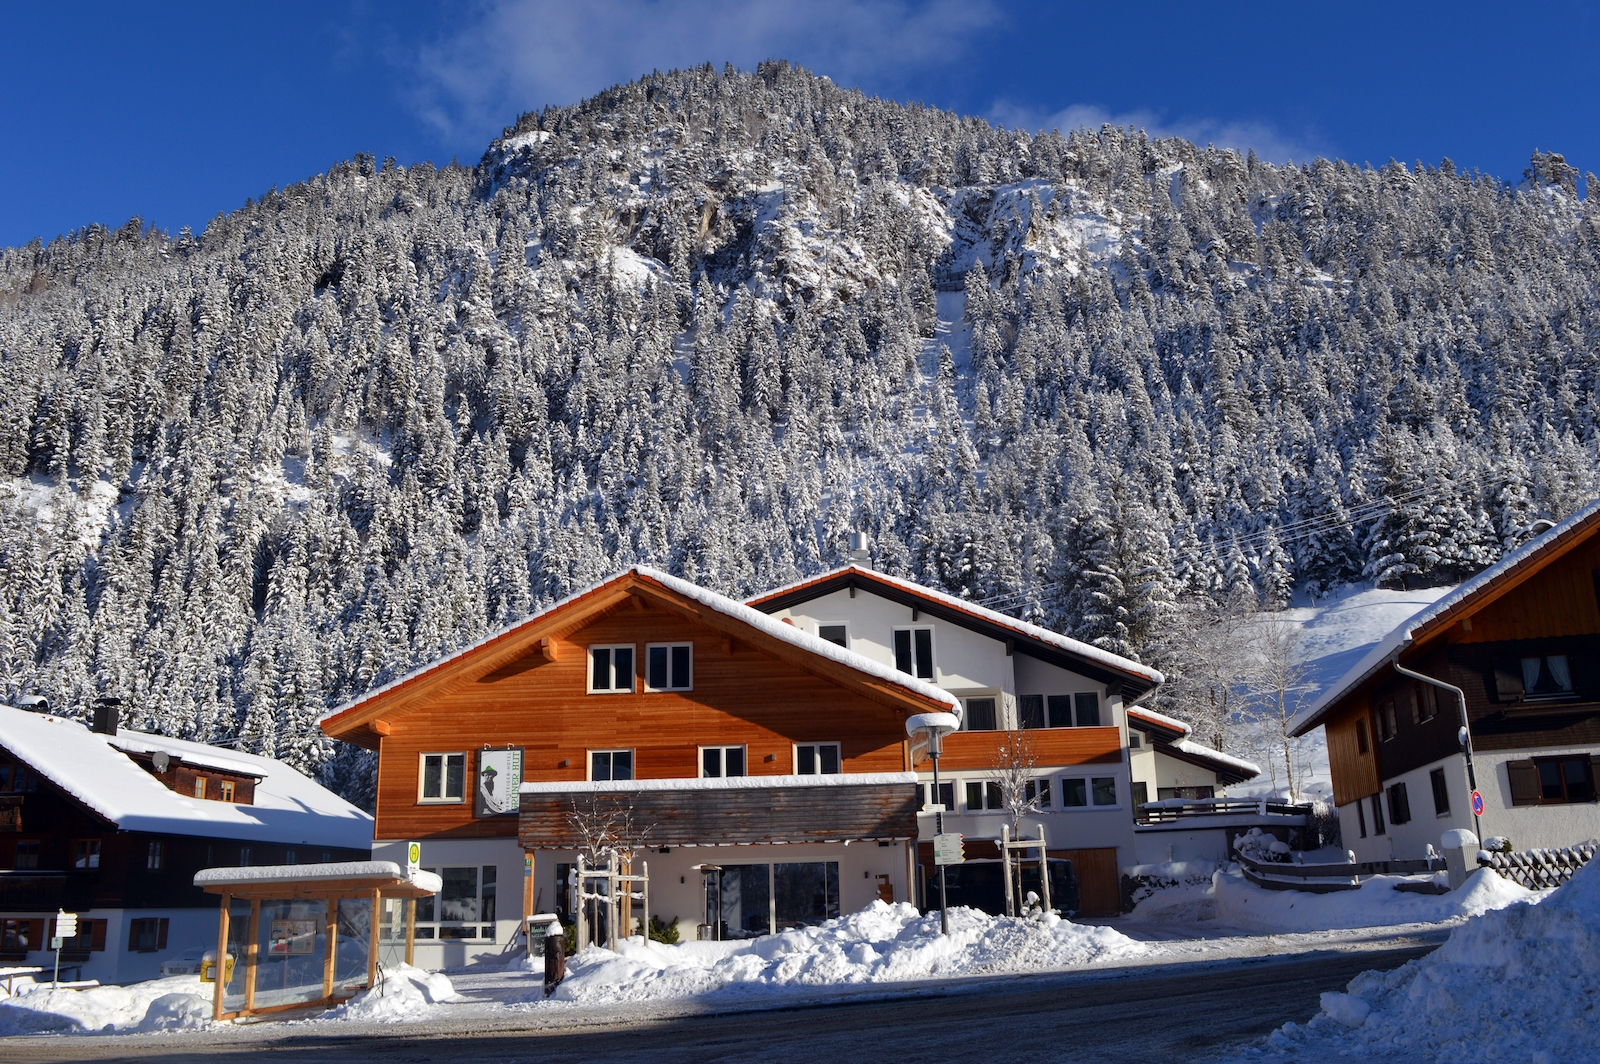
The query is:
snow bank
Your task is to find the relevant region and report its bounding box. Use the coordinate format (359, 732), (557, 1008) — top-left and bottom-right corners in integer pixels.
(325, 964), (460, 1023)
(1130, 865), (1533, 932)
(1238, 852), (1599, 1061)
(540, 901), (1144, 1006)
(0, 976), (212, 1035)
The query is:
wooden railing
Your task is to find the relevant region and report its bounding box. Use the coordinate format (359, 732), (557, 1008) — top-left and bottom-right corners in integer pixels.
(1235, 852), (1447, 893)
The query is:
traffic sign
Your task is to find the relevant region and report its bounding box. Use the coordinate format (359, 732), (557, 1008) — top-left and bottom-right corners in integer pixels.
(1471, 790), (1485, 817)
(933, 832), (965, 865)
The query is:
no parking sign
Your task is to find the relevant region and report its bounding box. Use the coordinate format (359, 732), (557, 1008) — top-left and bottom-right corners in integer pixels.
(1471, 790), (1485, 817)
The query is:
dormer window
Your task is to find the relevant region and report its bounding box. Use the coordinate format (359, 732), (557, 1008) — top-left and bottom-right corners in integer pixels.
(193, 777), (207, 799)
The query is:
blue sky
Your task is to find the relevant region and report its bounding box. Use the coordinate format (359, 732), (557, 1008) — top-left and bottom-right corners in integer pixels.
(3, 1), (1596, 248)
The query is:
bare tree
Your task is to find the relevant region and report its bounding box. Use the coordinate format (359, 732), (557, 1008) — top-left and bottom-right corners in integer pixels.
(566, 794), (652, 868)
(1162, 597), (1255, 753)
(1239, 613), (1315, 799)
(987, 729), (1041, 840)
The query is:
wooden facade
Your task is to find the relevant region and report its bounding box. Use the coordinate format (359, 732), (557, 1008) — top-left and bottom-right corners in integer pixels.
(922, 727), (1122, 772)
(322, 570), (957, 844)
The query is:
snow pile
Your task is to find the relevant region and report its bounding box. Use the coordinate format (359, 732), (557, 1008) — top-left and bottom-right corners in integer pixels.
(1130, 865), (1533, 932)
(0, 976), (212, 1035)
(326, 964), (460, 1023)
(1240, 853), (1600, 1061)
(542, 901), (1144, 1006)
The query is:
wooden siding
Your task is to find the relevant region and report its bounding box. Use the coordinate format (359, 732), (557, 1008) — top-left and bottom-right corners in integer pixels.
(922, 727), (1122, 772)
(1326, 700), (1382, 806)
(1051, 847), (1120, 916)
(372, 602), (916, 840)
(519, 782), (918, 848)
(1450, 539), (1600, 644)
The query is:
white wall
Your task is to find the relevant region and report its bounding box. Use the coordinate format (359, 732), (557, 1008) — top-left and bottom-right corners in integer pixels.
(1475, 747), (1600, 852)
(374, 837), (525, 969)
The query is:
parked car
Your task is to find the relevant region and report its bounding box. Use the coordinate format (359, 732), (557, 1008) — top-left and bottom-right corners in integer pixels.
(159, 948), (208, 977)
(926, 858), (1079, 917)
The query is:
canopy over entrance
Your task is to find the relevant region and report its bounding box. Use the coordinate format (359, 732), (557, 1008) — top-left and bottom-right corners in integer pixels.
(195, 861), (439, 1020)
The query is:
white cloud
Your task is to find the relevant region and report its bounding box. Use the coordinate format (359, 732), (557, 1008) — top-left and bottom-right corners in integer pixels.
(412, 0), (1000, 142)
(987, 100), (1328, 165)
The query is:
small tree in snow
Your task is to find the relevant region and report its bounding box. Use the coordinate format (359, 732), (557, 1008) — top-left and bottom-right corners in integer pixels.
(987, 728), (1041, 840)
(1240, 613), (1315, 799)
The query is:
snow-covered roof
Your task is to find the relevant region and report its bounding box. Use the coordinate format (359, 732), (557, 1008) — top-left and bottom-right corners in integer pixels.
(1171, 739), (1261, 778)
(1127, 706), (1191, 737)
(748, 566), (1164, 687)
(194, 861), (441, 894)
(1126, 706), (1259, 780)
(0, 705), (373, 848)
(1290, 497), (1600, 737)
(324, 566), (963, 730)
(520, 772), (918, 795)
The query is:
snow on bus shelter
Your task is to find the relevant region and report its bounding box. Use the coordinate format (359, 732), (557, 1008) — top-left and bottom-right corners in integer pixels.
(194, 861), (441, 1020)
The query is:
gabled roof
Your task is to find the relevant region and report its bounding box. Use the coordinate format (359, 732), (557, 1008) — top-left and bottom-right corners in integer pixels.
(0, 705), (373, 848)
(1127, 706), (1260, 785)
(1290, 496), (1600, 738)
(747, 566), (1164, 699)
(321, 566), (963, 748)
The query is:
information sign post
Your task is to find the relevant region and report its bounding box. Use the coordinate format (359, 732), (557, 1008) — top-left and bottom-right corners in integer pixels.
(906, 711), (962, 936)
(53, 910), (77, 988)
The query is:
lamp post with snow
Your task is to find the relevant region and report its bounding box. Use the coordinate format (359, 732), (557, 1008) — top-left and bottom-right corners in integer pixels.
(906, 711), (961, 936)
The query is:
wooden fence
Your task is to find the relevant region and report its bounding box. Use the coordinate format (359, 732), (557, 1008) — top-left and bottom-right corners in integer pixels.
(1481, 844), (1596, 890)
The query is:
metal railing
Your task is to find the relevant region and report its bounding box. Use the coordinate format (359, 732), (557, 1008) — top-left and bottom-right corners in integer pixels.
(1135, 798), (1314, 825)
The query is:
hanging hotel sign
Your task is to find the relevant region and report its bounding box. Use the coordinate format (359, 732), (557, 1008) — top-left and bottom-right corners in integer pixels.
(476, 747), (524, 818)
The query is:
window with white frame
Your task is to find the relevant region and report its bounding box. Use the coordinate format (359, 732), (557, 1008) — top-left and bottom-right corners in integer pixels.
(589, 749), (634, 781)
(1062, 778), (1087, 807)
(1025, 778), (1052, 808)
(646, 643), (693, 691)
(965, 780), (1003, 811)
(921, 781), (955, 810)
(795, 742), (841, 775)
(700, 745), (746, 778)
(1091, 776), (1117, 806)
(962, 697), (998, 731)
(816, 624), (848, 647)
(892, 627), (934, 680)
(412, 865), (498, 940)
(589, 644), (636, 692)
(419, 753), (466, 802)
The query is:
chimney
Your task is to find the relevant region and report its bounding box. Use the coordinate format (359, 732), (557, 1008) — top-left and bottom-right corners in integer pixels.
(92, 697), (122, 736)
(847, 531), (871, 568)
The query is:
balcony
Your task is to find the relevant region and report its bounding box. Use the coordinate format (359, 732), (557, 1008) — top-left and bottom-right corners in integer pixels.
(518, 773), (919, 848)
(0, 870), (97, 912)
(918, 727), (1122, 772)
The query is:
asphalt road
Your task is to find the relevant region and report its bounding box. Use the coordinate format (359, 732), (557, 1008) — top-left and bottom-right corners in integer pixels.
(6, 943), (1434, 1064)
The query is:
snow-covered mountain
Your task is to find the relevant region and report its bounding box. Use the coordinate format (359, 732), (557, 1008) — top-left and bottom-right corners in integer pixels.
(2, 62), (1596, 803)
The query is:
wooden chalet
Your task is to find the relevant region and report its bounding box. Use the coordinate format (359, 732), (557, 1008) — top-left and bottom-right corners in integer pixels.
(1292, 498), (1600, 861)
(320, 567), (962, 965)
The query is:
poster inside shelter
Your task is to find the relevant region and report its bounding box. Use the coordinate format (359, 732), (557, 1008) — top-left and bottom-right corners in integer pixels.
(476, 747), (523, 817)
(267, 919), (317, 956)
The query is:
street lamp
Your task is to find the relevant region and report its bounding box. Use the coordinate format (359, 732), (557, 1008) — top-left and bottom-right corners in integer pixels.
(906, 711), (960, 935)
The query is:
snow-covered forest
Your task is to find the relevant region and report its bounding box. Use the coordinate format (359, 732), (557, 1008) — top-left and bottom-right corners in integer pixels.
(2, 62), (1596, 804)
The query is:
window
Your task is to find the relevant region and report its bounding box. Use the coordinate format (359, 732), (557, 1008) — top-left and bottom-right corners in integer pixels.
(965, 780), (1003, 811)
(1413, 685), (1438, 724)
(892, 627), (934, 680)
(817, 624), (848, 647)
(144, 841), (162, 870)
(1356, 718), (1370, 755)
(1387, 782), (1411, 825)
(1046, 695), (1073, 728)
(193, 777), (207, 798)
(1157, 785), (1216, 801)
(285, 849), (297, 865)
(1430, 768), (1451, 816)
(1075, 693), (1102, 727)
(419, 865), (498, 939)
(1369, 793), (1385, 835)
(1, 919), (37, 951)
(588, 644), (636, 692)
(0, 764), (33, 793)
(590, 749), (634, 781)
(646, 643), (693, 691)
(1062, 778), (1087, 807)
(1510, 757), (1597, 805)
(701, 746), (747, 778)
(52, 916), (103, 953)
(963, 697), (998, 731)
(13, 840), (39, 869)
(1522, 656), (1574, 699)
(1091, 777), (1117, 806)
(236, 846), (248, 866)
(795, 743), (841, 775)
(1025, 779), (1052, 808)
(1356, 799), (1367, 838)
(128, 917), (169, 953)
(73, 839), (100, 869)
(419, 753), (467, 802)
(220, 780), (236, 802)
(1129, 732), (1142, 749)
(1377, 699), (1397, 741)
(1019, 695), (1045, 729)
(1041, 693), (1101, 728)
(921, 781), (954, 810)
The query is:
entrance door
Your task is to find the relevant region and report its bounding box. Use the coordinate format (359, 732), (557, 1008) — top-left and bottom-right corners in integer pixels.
(1051, 848), (1120, 916)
